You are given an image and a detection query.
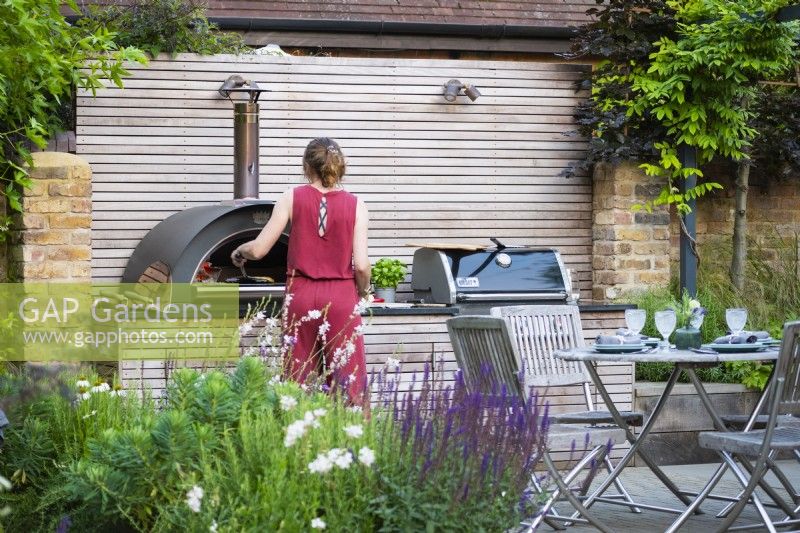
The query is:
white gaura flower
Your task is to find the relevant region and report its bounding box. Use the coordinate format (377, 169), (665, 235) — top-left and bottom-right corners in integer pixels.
(75, 379), (91, 388)
(332, 449), (353, 470)
(255, 310), (267, 321)
(239, 322), (254, 335)
(385, 357), (401, 371)
(308, 453), (334, 474)
(344, 341), (356, 356)
(209, 520), (218, 533)
(284, 420), (308, 447)
(358, 447), (376, 467)
(318, 321), (331, 337)
(279, 395), (298, 411)
(265, 317), (279, 329)
(312, 408), (327, 418)
(353, 324), (365, 336)
(311, 517), (326, 530)
(268, 374), (281, 385)
(82, 410), (98, 419)
(354, 299), (369, 315)
(283, 294), (294, 307)
(343, 424), (363, 438)
(306, 309), (322, 320)
(347, 405), (363, 413)
(186, 485), (204, 513)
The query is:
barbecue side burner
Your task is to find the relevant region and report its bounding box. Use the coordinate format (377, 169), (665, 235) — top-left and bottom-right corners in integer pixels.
(411, 246), (575, 314)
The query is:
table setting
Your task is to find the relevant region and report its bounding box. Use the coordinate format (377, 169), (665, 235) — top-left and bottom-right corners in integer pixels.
(554, 302), (785, 529)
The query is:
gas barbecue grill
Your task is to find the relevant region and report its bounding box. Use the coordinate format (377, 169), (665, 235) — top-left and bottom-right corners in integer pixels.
(411, 244), (575, 314)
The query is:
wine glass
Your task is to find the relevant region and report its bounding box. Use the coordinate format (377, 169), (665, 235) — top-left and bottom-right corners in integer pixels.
(624, 309), (647, 336)
(726, 308), (748, 337)
(654, 309), (677, 352)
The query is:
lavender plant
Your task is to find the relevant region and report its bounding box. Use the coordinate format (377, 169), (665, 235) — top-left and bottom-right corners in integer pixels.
(370, 364), (550, 530)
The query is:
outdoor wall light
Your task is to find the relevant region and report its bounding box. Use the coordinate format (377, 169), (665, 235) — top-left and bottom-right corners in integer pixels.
(443, 79), (481, 102)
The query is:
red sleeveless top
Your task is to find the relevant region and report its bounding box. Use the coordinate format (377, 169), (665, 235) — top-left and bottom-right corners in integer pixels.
(287, 185), (357, 280)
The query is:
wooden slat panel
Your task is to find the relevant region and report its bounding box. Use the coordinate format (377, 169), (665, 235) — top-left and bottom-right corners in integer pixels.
(78, 53), (593, 303)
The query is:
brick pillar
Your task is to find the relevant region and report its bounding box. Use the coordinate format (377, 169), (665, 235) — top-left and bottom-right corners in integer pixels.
(13, 152), (92, 281)
(592, 162), (671, 301)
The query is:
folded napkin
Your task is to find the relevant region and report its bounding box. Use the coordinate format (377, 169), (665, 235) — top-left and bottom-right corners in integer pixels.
(713, 334), (759, 344)
(596, 334), (642, 345)
(615, 328), (648, 340)
(741, 330), (771, 340)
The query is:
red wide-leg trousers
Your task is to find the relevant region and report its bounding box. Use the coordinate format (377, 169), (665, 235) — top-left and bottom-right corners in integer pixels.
(283, 276), (367, 403)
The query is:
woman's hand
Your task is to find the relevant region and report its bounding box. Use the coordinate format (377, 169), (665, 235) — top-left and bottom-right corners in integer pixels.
(231, 248), (247, 267)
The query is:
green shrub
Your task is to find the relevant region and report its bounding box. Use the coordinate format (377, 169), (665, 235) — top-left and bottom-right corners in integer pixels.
(626, 231), (800, 389)
(78, 0), (248, 57)
(0, 0), (146, 243)
(60, 358), (549, 531)
(0, 366), (152, 531)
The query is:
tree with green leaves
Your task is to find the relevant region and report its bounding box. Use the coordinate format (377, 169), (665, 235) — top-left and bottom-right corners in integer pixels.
(77, 0), (248, 58)
(0, 0), (147, 242)
(568, 0), (799, 284)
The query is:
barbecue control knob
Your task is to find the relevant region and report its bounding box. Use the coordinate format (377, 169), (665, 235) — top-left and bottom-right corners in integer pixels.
(495, 253), (512, 268)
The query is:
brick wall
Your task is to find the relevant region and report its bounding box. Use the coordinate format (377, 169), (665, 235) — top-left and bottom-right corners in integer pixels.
(687, 169), (800, 263)
(12, 152), (92, 281)
(592, 162), (671, 301)
(593, 162), (800, 302)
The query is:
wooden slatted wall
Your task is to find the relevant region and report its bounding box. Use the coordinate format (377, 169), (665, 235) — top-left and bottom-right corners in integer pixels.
(76, 53), (592, 298)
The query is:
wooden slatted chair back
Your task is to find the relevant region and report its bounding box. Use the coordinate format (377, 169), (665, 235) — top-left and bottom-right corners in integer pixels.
(446, 316), (523, 397)
(775, 321), (800, 416)
(490, 304), (590, 388)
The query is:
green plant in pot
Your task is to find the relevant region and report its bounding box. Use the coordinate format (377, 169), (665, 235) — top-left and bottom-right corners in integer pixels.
(371, 258), (407, 303)
(670, 290), (706, 350)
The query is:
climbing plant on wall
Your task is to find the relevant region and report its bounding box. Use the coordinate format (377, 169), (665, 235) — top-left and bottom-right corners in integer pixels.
(0, 0), (147, 242)
(567, 0), (798, 215)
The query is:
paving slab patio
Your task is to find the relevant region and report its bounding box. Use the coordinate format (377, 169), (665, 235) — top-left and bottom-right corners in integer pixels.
(536, 460), (800, 532)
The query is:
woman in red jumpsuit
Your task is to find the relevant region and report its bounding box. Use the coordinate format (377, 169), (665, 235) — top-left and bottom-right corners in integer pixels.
(232, 138), (371, 404)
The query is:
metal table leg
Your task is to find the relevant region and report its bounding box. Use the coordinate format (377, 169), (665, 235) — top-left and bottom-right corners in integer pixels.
(579, 363), (696, 512)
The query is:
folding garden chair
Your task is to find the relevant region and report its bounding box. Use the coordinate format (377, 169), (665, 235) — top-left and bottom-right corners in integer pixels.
(446, 315), (625, 532)
(489, 304), (643, 514)
(695, 320), (800, 532)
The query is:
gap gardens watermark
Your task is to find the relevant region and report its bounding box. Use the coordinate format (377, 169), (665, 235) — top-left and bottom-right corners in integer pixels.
(0, 283), (240, 362)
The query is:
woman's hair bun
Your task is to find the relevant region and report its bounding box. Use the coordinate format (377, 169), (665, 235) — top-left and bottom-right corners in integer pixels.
(304, 137), (346, 188)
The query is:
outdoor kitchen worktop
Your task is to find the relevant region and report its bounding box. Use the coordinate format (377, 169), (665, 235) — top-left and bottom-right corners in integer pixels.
(364, 301), (634, 316)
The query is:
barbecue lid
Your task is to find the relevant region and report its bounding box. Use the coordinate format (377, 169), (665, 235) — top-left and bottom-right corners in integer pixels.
(411, 246), (569, 304)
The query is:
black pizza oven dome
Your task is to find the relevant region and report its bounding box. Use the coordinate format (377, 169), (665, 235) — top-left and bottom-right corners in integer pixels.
(122, 202), (288, 294)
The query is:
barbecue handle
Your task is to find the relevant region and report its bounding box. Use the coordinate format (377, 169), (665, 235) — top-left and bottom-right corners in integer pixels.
(456, 292), (567, 302)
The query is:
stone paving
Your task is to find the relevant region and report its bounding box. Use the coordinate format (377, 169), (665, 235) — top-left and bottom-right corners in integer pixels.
(538, 460), (800, 532)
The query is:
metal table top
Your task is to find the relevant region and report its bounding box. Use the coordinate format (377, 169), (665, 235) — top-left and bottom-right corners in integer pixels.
(555, 346), (779, 364)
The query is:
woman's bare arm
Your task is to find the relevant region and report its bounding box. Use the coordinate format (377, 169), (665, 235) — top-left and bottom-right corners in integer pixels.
(352, 198), (371, 297)
(232, 189), (292, 264)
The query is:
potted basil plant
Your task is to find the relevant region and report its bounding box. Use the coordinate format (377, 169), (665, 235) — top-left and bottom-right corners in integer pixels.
(371, 258), (407, 303)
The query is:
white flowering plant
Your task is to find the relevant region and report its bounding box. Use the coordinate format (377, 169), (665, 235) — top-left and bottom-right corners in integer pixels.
(670, 289), (707, 329)
(59, 358), (380, 531)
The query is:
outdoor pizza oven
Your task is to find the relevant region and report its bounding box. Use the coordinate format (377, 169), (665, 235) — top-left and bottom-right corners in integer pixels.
(411, 244), (576, 314)
(121, 75), (286, 311)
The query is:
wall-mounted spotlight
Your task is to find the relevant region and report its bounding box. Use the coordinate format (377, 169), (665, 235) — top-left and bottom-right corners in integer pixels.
(443, 79), (481, 102)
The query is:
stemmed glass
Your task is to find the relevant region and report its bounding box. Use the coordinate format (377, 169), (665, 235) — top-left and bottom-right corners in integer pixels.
(624, 309), (647, 337)
(654, 309), (677, 352)
(726, 308), (748, 337)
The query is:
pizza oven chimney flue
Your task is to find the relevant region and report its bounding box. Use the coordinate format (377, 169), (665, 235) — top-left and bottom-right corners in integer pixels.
(218, 75), (268, 200)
